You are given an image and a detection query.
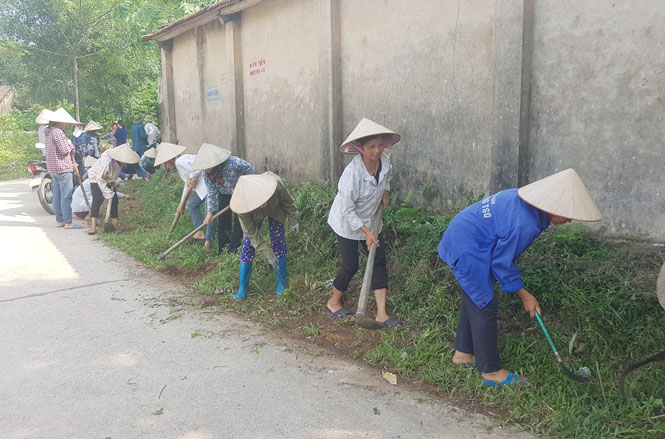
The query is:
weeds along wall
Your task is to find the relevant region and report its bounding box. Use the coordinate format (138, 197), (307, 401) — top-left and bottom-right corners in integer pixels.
(146, 0), (665, 239)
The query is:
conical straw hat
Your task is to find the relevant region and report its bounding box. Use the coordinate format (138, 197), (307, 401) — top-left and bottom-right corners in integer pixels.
(48, 107), (78, 124)
(83, 156), (98, 168)
(517, 169), (601, 222)
(84, 120), (102, 131)
(657, 262), (665, 311)
(191, 143), (232, 170)
(230, 173), (278, 214)
(35, 109), (54, 125)
(107, 143), (140, 164)
(339, 118), (400, 154)
(154, 142), (187, 166)
(144, 147), (157, 159)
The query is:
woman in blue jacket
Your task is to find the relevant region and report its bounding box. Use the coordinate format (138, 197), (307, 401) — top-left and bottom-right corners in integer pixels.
(438, 169), (601, 386)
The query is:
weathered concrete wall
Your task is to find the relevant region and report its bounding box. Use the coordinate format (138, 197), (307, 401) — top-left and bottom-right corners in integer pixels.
(200, 20), (231, 147)
(240, 0), (321, 179)
(171, 30), (204, 152)
(152, 0), (665, 238)
(169, 21), (230, 153)
(528, 0), (665, 237)
(339, 0), (496, 206)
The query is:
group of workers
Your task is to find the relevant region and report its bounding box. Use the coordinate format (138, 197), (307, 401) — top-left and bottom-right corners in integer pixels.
(39, 107), (603, 386)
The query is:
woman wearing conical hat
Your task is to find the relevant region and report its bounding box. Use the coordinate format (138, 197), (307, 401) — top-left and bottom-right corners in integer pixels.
(326, 118), (402, 329)
(44, 107), (79, 229)
(194, 143), (255, 252)
(438, 169), (601, 386)
(86, 143), (140, 235)
(155, 142), (211, 244)
(229, 172), (299, 299)
(139, 146), (158, 175)
(83, 120), (103, 159)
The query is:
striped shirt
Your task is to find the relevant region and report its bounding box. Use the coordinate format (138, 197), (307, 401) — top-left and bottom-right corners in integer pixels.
(45, 127), (75, 174)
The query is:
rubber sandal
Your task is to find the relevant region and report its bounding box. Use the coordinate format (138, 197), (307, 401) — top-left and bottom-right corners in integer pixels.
(482, 371), (520, 386)
(326, 307), (352, 318)
(379, 318), (402, 329)
(87, 230), (96, 235)
(64, 224), (82, 229)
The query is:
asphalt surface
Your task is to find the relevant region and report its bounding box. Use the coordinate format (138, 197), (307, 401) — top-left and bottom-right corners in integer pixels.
(0, 179), (534, 439)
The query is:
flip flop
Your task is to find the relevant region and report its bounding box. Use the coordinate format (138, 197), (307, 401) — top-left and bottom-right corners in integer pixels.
(379, 318), (402, 329)
(326, 307), (352, 318)
(482, 371), (520, 386)
(64, 224), (82, 229)
(87, 230), (96, 235)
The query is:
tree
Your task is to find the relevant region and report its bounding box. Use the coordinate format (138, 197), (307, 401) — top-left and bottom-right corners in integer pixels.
(0, 0), (216, 124)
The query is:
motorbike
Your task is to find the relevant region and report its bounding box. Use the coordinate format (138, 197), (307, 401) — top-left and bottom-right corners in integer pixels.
(27, 143), (81, 215)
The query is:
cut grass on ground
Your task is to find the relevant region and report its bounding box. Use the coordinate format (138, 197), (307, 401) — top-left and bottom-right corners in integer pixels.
(101, 173), (665, 439)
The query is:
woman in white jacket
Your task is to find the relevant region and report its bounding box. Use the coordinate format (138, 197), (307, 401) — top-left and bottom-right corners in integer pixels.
(86, 144), (139, 234)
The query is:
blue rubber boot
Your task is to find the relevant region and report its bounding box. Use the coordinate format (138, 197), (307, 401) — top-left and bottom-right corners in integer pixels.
(275, 257), (287, 296)
(234, 261), (252, 299)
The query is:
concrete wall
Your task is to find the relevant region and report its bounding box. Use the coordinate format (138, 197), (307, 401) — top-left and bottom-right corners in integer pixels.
(171, 29), (204, 152)
(200, 20), (231, 146)
(339, 0), (496, 204)
(240, 0), (321, 179)
(169, 20), (230, 154)
(154, 0), (665, 238)
(528, 0), (665, 236)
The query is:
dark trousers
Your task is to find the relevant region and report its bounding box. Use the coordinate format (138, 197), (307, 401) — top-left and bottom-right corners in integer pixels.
(216, 194), (243, 253)
(333, 233), (388, 292)
(454, 288), (501, 373)
(90, 182), (118, 219)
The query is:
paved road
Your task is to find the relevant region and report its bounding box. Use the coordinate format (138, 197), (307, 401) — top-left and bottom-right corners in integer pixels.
(0, 179), (533, 439)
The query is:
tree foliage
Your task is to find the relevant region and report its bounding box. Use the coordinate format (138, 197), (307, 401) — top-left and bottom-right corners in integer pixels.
(0, 0), (216, 126)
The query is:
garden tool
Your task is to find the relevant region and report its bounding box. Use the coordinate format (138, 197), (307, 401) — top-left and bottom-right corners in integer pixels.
(356, 205), (386, 330)
(168, 186), (192, 237)
(158, 205), (231, 260)
(620, 261), (665, 395)
(102, 198), (115, 233)
(535, 312), (590, 383)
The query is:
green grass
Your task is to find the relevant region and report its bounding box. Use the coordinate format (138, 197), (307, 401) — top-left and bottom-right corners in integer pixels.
(0, 109), (45, 180)
(0, 130), (41, 180)
(101, 175), (665, 439)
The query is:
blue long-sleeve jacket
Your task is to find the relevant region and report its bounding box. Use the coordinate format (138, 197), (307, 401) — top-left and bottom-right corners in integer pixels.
(130, 124), (149, 156)
(438, 189), (550, 308)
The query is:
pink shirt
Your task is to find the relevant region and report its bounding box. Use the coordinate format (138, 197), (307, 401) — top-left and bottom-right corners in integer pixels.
(45, 127), (75, 174)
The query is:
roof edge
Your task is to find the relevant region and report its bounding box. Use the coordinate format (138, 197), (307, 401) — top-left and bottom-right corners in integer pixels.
(141, 0), (262, 43)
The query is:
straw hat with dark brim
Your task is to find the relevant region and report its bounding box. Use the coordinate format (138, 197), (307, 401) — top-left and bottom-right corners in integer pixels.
(657, 261), (665, 311)
(517, 168), (602, 222)
(107, 143), (140, 164)
(191, 143), (232, 171)
(84, 120), (102, 131)
(48, 108), (78, 124)
(36, 109), (54, 125)
(230, 174), (278, 214)
(144, 147), (157, 159)
(83, 156), (98, 168)
(339, 118), (400, 154)
(154, 142), (187, 166)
